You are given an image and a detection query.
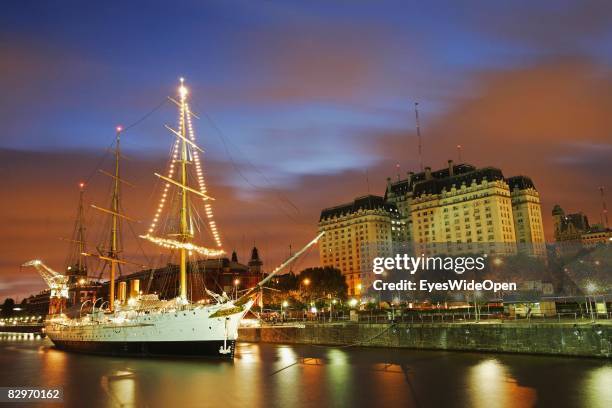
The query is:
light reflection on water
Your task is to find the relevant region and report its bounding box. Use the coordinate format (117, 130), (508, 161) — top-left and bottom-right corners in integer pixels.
(584, 366), (612, 408)
(467, 358), (536, 408)
(0, 333), (610, 407)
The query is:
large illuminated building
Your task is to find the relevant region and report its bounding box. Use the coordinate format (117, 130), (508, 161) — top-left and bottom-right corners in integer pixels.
(318, 195), (403, 296)
(386, 161), (545, 257)
(319, 162), (546, 296)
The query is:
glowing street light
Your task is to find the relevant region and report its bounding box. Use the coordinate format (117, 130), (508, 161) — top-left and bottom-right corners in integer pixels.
(233, 278), (240, 300)
(302, 278), (310, 286)
(281, 300), (289, 319)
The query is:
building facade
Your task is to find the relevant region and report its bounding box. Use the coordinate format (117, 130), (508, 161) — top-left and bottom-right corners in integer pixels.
(581, 226), (612, 247)
(318, 161), (546, 297)
(318, 195), (403, 296)
(386, 161), (545, 257)
(552, 205), (611, 249)
(507, 176), (546, 257)
(552, 205), (589, 243)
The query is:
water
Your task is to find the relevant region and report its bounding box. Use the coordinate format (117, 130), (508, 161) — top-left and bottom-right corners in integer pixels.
(0, 333), (610, 408)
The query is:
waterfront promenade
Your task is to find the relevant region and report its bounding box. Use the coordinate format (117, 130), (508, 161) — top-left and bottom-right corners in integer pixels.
(240, 318), (612, 359)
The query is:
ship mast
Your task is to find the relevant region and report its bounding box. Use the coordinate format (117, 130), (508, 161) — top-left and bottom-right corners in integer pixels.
(178, 78), (191, 301)
(64, 181), (88, 279)
(76, 183), (86, 272)
(140, 78), (225, 303)
(86, 126), (131, 312)
(108, 126), (122, 311)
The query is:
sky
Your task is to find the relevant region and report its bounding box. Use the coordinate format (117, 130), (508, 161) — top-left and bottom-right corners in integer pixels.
(1, 0), (611, 299)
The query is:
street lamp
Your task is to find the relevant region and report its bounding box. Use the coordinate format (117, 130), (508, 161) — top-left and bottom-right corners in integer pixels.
(281, 300), (288, 320)
(302, 278), (310, 286)
(330, 299), (337, 322)
(233, 278), (240, 299)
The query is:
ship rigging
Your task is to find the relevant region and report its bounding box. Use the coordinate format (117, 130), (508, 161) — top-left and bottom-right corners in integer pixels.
(23, 78), (323, 358)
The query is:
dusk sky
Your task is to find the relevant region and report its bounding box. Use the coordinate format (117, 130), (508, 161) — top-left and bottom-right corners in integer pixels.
(1, 0), (611, 299)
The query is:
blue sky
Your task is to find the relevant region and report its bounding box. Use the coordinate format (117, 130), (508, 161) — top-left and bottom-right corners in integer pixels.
(1, 0), (611, 298)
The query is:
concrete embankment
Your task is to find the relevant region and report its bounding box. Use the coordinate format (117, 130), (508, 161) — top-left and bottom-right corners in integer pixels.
(0, 324), (44, 334)
(239, 322), (612, 358)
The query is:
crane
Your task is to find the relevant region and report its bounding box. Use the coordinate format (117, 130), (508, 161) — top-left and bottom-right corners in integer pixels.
(22, 260), (69, 315)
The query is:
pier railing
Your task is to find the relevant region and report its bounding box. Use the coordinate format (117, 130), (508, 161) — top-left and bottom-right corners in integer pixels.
(258, 310), (612, 325)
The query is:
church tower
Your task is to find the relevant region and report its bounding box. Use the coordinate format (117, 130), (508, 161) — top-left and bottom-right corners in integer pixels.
(248, 247), (263, 274)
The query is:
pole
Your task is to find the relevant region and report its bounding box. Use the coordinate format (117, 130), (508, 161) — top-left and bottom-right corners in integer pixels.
(600, 187), (609, 229)
(77, 183), (86, 273)
(179, 79), (189, 301)
(415, 102), (423, 172)
(109, 127), (121, 312)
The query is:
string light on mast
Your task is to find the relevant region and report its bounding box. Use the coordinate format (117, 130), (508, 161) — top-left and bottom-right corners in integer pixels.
(184, 87), (223, 248)
(142, 78), (224, 255)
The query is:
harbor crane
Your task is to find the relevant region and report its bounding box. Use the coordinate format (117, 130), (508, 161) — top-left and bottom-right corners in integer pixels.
(21, 260), (69, 315)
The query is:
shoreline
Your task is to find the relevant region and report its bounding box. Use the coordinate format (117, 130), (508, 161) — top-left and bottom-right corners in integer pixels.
(238, 321), (612, 359)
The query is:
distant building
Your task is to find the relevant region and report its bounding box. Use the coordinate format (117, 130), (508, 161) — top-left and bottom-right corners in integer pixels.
(552, 205), (589, 243)
(114, 251), (263, 301)
(581, 225), (612, 247)
(551, 204), (612, 253)
(318, 195), (403, 296)
(385, 161), (545, 257)
(21, 250), (264, 316)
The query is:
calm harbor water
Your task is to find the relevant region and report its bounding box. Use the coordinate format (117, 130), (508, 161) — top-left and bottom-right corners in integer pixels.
(0, 333), (610, 408)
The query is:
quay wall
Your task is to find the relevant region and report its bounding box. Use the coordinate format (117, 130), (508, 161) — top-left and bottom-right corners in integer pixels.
(0, 324), (44, 334)
(239, 322), (612, 358)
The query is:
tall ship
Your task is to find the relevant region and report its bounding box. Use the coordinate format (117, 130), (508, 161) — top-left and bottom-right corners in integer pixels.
(23, 79), (321, 358)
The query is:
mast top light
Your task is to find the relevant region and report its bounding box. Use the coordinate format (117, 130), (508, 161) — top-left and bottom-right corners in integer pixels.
(179, 85), (188, 98)
(179, 77), (188, 98)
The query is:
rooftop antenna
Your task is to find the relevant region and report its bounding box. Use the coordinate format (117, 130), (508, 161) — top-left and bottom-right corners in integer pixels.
(457, 144), (463, 162)
(600, 186), (609, 229)
(396, 163), (401, 181)
(415, 102), (423, 171)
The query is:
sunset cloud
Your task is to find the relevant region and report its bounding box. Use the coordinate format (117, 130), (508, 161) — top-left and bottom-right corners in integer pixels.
(1, 1), (611, 299)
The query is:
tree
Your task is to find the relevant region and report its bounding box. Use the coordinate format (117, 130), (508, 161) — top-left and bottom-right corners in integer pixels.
(0, 298), (15, 318)
(297, 267), (348, 303)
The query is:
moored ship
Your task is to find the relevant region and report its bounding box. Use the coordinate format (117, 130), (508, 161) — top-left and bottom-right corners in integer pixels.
(24, 79), (322, 358)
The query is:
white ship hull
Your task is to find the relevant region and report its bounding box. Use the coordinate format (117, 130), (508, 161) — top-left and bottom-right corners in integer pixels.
(45, 300), (253, 359)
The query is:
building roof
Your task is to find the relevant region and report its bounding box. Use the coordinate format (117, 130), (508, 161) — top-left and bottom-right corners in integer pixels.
(584, 224), (610, 234)
(412, 166), (505, 197)
(320, 194), (397, 221)
(506, 175), (536, 191)
(385, 162), (538, 199)
(123, 257), (251, 281)
(386, 163), (477, 197)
